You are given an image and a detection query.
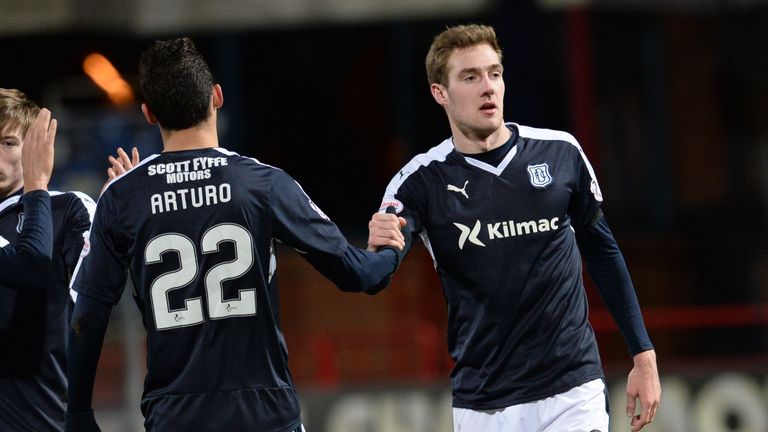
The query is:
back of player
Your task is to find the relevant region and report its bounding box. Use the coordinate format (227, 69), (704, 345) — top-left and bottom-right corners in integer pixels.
(72, 147), (335, 431)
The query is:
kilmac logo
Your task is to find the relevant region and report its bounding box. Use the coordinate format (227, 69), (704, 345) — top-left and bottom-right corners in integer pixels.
(453, 217), (560, 250)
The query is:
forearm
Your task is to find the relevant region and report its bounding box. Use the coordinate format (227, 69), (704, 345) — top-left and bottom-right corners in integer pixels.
(0, 190), (52, 285)
(305, 245), (399, 294)
(578, 216), (653, 356)
(17, 190), (53, 261)
(68, 294), (112, 413)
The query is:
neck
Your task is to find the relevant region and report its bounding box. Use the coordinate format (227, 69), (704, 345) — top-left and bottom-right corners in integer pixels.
(160, 116), (219, 152)
(450, 123), (511, 154)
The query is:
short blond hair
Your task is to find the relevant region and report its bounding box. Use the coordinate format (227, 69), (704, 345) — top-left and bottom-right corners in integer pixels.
(425, 24), (502, 87)
(0, 88), (40, 135)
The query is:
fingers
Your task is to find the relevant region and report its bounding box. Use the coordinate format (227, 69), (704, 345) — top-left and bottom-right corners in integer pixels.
(628, 396), (658, 431)
(371, 216), (404, 242)
(117, 147), (131, 168)
(131, 147), (140, 166)
(21, 109), (56, 191)
(626, 392), (636, 419)
(34, 108), (51, 133)
(108, 156), (126, 175)
(107, 167), (117, 181)
(367, 213), (406, 250)
(46, 119), (58, 145)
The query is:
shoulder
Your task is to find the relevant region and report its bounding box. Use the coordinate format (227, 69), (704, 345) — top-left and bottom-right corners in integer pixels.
(212, 147), (286, 176)
(49, 190), (97, 224)
(101, 152), (164, 196)
(390, 138), (454, 186)
(514, 123), (589, 159)
(515, 123), (580, 146)
(0, 194), (22, 215)
(50, 190), (95, 206)
(49, 191), (95, 212)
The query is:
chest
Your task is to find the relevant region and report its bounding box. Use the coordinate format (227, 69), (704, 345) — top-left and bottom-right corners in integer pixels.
(424, 156), (575, 229)
(0, 200), (72, 261)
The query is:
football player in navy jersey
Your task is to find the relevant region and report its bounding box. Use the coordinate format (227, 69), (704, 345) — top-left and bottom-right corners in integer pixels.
(368, 24), (660, 431)
(0, 89), (96, 431)
(0, 106), (56, 284)
(65, 38), (404, 432)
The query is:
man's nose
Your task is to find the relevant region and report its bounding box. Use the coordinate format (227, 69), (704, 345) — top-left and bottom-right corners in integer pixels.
(481, 74), (495, 95)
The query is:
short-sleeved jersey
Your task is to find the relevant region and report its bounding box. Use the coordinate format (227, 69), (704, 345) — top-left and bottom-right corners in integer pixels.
(0, 189), (95, 431)
(379, 123), (605, 410)
(70, 147), (362, 432)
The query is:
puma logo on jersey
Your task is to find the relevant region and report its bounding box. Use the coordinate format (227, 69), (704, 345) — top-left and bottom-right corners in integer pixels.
(453, 221), (485, 249)
(447, 180), (469, 199)
(454, 217), (560, 249)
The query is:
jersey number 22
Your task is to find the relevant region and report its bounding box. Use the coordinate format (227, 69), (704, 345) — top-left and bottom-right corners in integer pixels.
(145, 223), (256, 330)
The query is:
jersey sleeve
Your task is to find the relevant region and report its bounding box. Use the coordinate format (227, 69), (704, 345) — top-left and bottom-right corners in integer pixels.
(0, 190), (53, 285)
(62, 192), (96, 271)
(0, 191), (52, 330)
(270, 170), (348, 256)
(577, 215), (653, 355)
(69, 192), (129, 305)
(568, 143), (604, 231)
(377, 169), (426, 255)
(269, 170), (397, 292)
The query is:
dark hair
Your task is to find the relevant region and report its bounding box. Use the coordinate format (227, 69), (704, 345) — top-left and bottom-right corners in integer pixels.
(139, 38), (214, 130)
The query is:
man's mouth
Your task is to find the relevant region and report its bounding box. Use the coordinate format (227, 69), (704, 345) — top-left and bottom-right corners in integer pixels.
(480, 102), (497, 113)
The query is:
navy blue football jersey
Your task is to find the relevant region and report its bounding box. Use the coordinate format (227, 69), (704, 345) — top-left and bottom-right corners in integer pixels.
(70, 147), (395, 432)
(0, 189), (95, 431)
(379, 123), (606, 409)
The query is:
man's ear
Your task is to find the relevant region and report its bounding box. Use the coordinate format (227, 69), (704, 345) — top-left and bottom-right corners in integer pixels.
(431, 83), (448, 106)
(212, 84), (223, 110)
(141, 103), (158, 125)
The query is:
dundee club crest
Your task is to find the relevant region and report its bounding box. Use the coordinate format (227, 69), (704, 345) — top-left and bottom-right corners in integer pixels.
(527, 163), (552, 188)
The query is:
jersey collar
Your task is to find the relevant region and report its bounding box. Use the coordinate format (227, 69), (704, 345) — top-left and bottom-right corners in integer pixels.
(455, 123), (520, 176)
(0, 188), (24, 215)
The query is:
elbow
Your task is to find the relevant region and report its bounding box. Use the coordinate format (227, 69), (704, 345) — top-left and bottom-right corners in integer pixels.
(336, 272), (391, 294)
(17, 246), (53, 269)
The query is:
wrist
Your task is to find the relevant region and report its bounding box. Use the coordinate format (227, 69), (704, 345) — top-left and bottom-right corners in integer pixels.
(24, 181), (48, 192)
(632, 349), (656, 366)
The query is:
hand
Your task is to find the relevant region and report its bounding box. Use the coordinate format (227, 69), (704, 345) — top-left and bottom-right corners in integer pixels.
(101, 147), (140, 193)
(65, 410), (101, 432)
(367, 212), (407, 252)
(626, 349), (661, 431)
(107, 146), (140, 180)
(21, 108), (57, 192)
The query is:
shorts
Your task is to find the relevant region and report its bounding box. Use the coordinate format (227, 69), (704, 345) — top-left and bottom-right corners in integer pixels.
(453, 378), (609, 432)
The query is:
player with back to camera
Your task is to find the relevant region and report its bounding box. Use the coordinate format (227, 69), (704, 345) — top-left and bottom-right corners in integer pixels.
(367, 24), (661, 432)
(64, 37), (405, 432)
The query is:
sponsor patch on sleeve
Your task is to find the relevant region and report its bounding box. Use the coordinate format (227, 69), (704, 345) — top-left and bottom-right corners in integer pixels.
(80, 231), (91, 257)
(378, 198), (403, 214)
